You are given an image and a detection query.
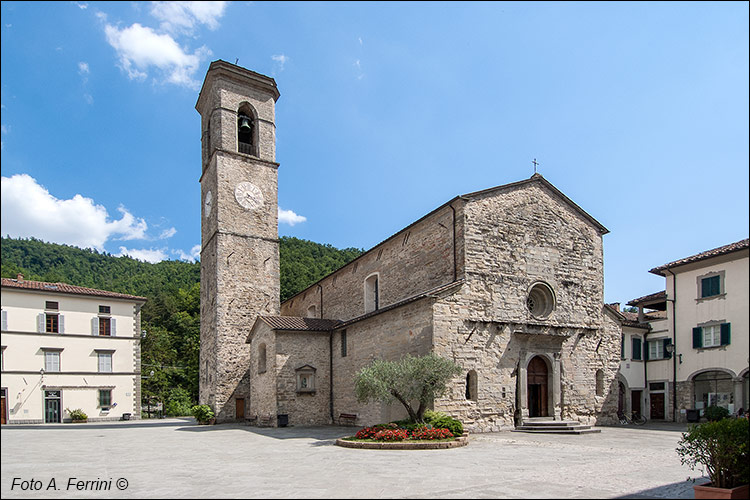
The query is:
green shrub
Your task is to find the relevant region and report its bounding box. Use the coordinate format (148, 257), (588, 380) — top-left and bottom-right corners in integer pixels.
(389, 418), (413, 428)
(66, 408), (87, 421)
(164, 388), (194, 417)
(191, 404), (215, 423)
(676, 417), (749, 489)
(704, 405), (730, 422)
(423, 410), (448, 423)
(430, 416), (463, 437)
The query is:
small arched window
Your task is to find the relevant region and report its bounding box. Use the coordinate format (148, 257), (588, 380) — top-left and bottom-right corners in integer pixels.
(258, 343), (267, 374)
(237, 104), (255, 155)
(595, 369), (604, 396)
(364, 274), (379, 314)
(465, 370), (478, 401)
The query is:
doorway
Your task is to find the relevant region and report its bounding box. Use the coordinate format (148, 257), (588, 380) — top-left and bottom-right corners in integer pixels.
(650, 392), (665, 420)
(236, 398), (245, 420)
(632, 390), (642, 417)
(44, 390), (61, 423)
(1, 388), (7, 424)
(527, 356), (549, 417)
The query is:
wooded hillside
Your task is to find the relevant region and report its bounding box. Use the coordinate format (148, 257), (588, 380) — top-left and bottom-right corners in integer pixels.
(1, 236), (362, 414)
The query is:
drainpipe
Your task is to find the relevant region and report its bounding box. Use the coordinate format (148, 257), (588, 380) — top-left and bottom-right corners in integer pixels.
(329, 330), (334, 424)
(642, 306), (648, 418)
(666, 268), (677, 422)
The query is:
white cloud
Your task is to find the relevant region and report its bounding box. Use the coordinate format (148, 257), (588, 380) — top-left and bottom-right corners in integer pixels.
(78, 61), (90, 75)
(271, 54), (289, 72)
(173, 244), (201, 262)
(104, 22), (210, 88)
(159, 227), (177, 239)
(1, 174), (148, 251)
(74, 2), (89, 9)
(278, 208), (307, 226)
(149, 1), (227, 35)
(117, 246), (168, 263)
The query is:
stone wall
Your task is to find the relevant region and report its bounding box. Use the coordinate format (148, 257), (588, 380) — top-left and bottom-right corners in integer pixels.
(249, 321), (277, 424)
(674, 380), (693, 423)
(431, 179), (620, 431)
(281, 202), (464, 322)
(275, 331), (331, 426)
(331, 298), (435, 427)
(462, 182), (604, 328)
(561, 310), (621, 425)
(432, 297), (519, 432)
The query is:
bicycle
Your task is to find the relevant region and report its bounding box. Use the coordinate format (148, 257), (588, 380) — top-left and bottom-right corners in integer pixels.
(618, 411), (647, 426)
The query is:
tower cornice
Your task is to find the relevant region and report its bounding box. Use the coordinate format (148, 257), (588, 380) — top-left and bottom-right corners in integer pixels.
(196, 60), (280, 115)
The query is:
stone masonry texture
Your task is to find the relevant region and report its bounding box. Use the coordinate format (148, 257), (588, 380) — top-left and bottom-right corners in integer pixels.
(199, 62), (621, 431)
(198, 61), (280, 422)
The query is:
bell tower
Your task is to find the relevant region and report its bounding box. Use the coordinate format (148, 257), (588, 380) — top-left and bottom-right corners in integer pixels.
(196, 60), (280, 421)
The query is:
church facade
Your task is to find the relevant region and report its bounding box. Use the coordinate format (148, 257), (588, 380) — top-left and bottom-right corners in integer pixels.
(197, 61), (622, 432)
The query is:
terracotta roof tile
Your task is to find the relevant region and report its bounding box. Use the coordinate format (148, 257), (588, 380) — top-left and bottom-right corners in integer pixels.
(1, 277), (147, 302)
(627, 290), (666, 306)
(649, 238), (749, 276)
(257, 316), (342, 331)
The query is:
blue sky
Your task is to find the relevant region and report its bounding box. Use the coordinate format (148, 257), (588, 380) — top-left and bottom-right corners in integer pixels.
(1, 1), (748, 306)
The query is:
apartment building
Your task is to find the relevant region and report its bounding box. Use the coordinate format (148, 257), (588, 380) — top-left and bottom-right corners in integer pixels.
(1, 275), (146, 424)
(627, 238), (749, 422)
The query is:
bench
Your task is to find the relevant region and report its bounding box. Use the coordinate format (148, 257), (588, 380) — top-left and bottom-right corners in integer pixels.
(259, 414), (274, 426)
(338, 413), (357, 426)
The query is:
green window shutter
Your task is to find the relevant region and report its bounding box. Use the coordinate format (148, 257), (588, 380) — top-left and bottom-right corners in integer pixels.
(720, 323), (731, 346)
(644, 342), (650, 361)
(701, 275), (720, 297)
(692, 327), (702, 348)
(632, 338), (641, 360)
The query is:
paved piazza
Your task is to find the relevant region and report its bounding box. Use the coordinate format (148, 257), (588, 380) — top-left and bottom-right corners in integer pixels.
(1, 419), (700, 499)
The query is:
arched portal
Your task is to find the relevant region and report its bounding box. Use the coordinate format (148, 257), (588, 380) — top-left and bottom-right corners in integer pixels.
(527, 356), (549, 417)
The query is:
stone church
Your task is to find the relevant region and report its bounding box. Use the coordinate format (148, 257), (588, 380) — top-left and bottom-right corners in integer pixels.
(197, 61), (622, 432)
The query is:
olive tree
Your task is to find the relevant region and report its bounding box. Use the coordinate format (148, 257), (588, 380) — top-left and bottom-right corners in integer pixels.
(354, 353), (462, 423)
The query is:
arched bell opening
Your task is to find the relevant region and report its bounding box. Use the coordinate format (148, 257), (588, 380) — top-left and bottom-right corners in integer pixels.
(237, 103), (257, 156)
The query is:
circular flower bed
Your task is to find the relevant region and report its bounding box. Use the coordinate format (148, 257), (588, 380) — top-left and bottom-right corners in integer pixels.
(337, 418), (469, 450)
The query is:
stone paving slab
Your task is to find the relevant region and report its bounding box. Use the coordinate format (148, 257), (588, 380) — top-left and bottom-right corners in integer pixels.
(1, 419), (702, 499)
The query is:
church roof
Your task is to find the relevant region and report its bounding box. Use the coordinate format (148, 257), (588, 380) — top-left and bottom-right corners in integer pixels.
(255, 280), (464, 341)
(1, 276), (147, 302)
(649, 238), (749, 276)
(255, 316), (342, 332)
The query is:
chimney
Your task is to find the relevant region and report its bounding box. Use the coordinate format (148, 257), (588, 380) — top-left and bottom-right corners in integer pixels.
(17, 273), (24, 283)
(611, 302), (620, 311)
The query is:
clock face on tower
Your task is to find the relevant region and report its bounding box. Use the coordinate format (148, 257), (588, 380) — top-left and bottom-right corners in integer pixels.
(204, 190), (212, 218)
(234, 181), (264, 210)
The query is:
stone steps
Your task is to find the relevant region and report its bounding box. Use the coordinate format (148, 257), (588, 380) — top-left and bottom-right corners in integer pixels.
(512, 418), (601, 435)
